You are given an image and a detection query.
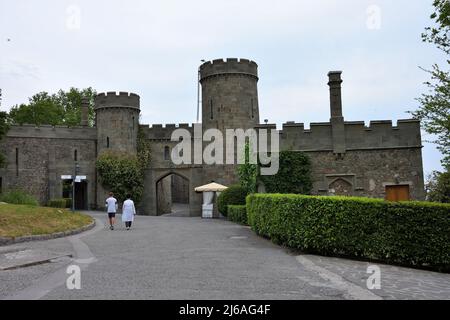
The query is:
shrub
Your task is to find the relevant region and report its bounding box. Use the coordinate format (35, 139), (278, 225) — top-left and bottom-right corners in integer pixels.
(63, 198), (72, 208)
(47, 199), (67, 208)
(259, 151), (312, 194)
(217, 185), (247, 217)
(247, 194), (450, 272)
(0, 190), (38, 206)
(228, 205), (248, 225)
(96, 151), (144, 203)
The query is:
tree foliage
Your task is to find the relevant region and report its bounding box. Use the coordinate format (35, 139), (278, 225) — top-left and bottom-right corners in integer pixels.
(9, 87), (96, 127)
(427, 171), (450, 203)
(259, 151), (312, 194)
(411, 0), (450, 169)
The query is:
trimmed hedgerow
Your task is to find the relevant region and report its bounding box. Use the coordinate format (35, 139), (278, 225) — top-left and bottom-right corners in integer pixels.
(247, 194), (450, 272)
(217, 185), (247, 217)
(228, 205), (248, 225)
(47, 199), (67, 208)
(0, 189), (38, 206)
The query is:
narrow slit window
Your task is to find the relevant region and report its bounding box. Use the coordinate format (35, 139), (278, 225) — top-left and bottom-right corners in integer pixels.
(164, 146), (170, 160)
(210, 100), (214, 120)
(251, 99), (254, 119)
(15, 148), (19, 176)
(107, 137), (110, 148)
(74, 149), (78, 162)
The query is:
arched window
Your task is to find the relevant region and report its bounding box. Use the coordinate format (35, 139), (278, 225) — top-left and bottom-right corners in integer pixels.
(74, 149), (78, 162)
(164, 146), (170, 160)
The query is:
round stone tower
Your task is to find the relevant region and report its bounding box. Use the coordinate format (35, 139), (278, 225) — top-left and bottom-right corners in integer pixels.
(94, 92), (140, 155)
(199, 58), (260, 132)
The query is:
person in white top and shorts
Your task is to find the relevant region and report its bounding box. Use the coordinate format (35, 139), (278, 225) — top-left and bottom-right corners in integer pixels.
(105, 192), (118, 230)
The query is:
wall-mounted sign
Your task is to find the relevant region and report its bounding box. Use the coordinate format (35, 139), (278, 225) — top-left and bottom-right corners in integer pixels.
(61, 175), (72, 180)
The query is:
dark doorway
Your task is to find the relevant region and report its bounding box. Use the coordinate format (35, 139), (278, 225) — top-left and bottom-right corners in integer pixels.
(75, 181), (88, 210)
(156, 173), (189, 216)
(385, 185), (410, 202)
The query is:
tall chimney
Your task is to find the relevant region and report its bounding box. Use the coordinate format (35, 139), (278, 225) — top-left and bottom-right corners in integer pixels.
(328, 71), (343, 118)
(81, 97), (89, 127)
(328, 71), (346, 155)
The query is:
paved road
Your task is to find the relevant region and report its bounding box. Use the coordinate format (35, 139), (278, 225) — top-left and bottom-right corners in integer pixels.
(0, 212), (449, 300)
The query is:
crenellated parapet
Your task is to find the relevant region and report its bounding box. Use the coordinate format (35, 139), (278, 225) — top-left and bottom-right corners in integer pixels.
(140, 123), (195, 140)
(5, 124), (97, 140)
(271, 119), (422, 152)
(94, 91), (140, 111)
(199, 58), (258, 82)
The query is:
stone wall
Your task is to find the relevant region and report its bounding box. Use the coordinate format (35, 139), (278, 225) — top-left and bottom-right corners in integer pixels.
(0, 125), (97, 206)
(306, 148), (425, 200)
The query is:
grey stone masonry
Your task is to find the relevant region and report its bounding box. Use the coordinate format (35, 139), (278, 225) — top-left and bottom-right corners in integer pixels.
(0, 58), (426, 215)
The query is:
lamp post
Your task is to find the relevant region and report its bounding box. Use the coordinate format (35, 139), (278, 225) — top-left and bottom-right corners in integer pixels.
(72, 162), (80, 212)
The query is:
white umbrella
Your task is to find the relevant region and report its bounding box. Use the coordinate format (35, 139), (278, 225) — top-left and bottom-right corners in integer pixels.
(194, 182), (228, 193)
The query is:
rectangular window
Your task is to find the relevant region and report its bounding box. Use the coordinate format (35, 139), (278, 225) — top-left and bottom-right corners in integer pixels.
(74, 149), (78, 162)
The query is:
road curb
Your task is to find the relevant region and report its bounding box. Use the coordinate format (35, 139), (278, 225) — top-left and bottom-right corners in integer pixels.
(0, 220), (96, 246)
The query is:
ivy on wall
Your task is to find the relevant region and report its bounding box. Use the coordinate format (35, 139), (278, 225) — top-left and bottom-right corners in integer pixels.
(259, 151), (312, 194)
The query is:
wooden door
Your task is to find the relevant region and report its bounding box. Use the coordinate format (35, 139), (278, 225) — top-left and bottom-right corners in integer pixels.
(385, 185), (410, 202)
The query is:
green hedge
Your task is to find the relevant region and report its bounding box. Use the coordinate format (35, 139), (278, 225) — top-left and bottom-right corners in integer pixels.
(63, 198), (72, 208)
(217, 185), (247, 217)
(47, 199), (67, 208)
(228, 205), (248, 225)
(247, 194), (450, 272)
(0, 190), (38, 206)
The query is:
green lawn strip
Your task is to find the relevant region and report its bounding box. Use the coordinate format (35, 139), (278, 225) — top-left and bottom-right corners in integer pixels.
(0, 204), (93, 238)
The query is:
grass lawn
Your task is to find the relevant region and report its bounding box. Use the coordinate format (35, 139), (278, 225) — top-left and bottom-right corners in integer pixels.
(0, 203), (93, 238)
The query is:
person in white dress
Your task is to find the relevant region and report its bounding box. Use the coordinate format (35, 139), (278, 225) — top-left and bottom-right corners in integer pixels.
(122, 194), (136, 230)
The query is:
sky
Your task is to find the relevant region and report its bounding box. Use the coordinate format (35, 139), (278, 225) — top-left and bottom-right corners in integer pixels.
(0, 0), (446, 176)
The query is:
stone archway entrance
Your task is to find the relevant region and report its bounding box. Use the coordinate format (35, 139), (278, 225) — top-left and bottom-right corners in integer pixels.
(156, 173), (190, 216)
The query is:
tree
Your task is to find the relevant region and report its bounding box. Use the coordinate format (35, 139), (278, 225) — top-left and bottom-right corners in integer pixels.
(426, 171), (450, 203)
(9, 88), (96, 127)
(411, 0), (450, 169)
(259, 151), (312, 194)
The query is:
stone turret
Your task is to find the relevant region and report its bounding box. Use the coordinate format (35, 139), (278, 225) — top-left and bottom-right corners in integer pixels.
(94, 92), (140, 155)
(199, 58), (260, 132)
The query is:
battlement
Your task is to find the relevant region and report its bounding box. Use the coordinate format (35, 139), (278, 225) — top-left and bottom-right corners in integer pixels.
(199, 58), (258, 82)
(140, 123), (195, 140)
(270, 119), (422, 152)
(94, 91), (140, 110)
(6, 124), (97, 140)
